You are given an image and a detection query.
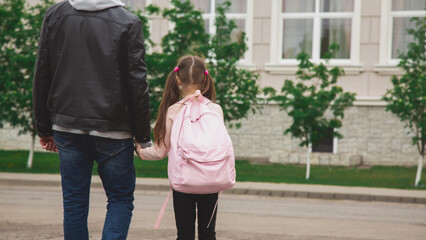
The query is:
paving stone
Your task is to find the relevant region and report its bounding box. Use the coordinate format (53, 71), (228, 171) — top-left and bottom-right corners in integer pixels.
(257, 190), (272, 196)
(270, 191), (283, 197)
(321, 193), (335, 199)
(401, 197), (415, 203)
(334, 193), (348, 200)
(347, 195), (360, 201)
(373, 196), (388, 202)
(246, 189), (259, 195)
(415, 198), (426, 204)
(387, 196), (401, 203)
(230, 188), (248, 195)
(308, 192), (322, 199)
(283, 191), (297, 198)
(359, 195), (372, 201)
(296, 192), (308, 198)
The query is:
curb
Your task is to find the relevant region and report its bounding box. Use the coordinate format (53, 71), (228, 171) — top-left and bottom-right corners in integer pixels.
(0, 173), (425, 204)
(225, 188), (426, 204)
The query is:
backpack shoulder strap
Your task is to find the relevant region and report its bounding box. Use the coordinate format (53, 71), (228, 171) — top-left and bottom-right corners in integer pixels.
(154, 187), (172, 230)
(203, 97), (212, 105)
(207, 191), (221, 228)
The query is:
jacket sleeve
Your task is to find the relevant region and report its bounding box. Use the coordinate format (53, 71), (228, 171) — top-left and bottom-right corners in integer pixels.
(33, 12), (53, 138)
(125, 19), (151, 143)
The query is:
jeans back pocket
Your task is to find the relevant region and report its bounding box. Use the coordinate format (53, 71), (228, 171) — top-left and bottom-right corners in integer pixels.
(95, 137), (130, 156)
(54, 132), (73, 148)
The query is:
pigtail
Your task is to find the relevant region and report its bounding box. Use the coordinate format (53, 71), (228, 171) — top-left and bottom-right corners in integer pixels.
(154, 55), (215, 146)
(202, 73), (216, 102)
(154, 70), (180, 146)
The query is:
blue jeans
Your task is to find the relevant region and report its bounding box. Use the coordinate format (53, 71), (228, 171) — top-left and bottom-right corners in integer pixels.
(54, 131), (135, 240)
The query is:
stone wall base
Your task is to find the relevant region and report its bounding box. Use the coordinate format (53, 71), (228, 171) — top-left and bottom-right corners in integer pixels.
(0, 105), (420, 167)
(228, 104), (419, 167)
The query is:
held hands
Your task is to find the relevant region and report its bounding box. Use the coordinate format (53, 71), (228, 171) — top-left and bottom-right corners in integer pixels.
(134, 141), (144, 159)
(39, 136), (58, 152)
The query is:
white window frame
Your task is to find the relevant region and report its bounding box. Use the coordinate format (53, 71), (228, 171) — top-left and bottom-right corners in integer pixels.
(124, 0), (152, 11)
(375, 0), (425, 74)
(267, 0), (362, 74)
(197, 0), (254, 65)
(333, 134), (338, 154)
(124, 0), (155, 53)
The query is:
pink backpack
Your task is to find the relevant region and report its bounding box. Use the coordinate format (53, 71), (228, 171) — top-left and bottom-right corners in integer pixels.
(168, 90), (236, 194)
(154, 90), (236, 229)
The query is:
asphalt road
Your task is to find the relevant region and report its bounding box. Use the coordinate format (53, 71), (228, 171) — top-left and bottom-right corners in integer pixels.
(1, 185), (425, 240)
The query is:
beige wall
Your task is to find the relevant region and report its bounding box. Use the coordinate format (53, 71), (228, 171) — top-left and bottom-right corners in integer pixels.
(22, 0), (397, 98)
(143, 0), (421, 165)
(250, 0), (393, 98)
(142, 0), (398, 99)
(2, 0), (421, 166)
(227, 104), (418, 166)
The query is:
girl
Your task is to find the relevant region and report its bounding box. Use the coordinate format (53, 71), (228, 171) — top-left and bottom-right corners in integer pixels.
(136, 55), (223, 240)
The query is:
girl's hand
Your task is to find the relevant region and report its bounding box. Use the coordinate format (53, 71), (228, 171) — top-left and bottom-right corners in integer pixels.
(40, 137), (58, 152)
(134, 141), (144, 159)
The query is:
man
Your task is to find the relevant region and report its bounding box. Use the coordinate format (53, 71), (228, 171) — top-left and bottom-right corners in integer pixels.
(33, 0), (150, 239)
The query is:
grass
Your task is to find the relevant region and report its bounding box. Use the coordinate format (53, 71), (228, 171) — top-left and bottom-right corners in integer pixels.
(0, 150), (425, 190)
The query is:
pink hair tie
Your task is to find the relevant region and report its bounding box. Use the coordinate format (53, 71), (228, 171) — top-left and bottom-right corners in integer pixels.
(174, 67), (179, 72)
(204, 70), (209, 75)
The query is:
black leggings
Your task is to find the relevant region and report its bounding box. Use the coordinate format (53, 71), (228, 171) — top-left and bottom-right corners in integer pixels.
(173, 189), (218, 240)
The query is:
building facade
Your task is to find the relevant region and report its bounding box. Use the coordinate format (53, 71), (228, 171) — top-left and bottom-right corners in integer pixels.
(1, 0), (425, 166)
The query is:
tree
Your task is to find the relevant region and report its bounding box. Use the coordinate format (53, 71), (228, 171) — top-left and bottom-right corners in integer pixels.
(205, 1), (260, 125)
(268, 45), (356, 179)
(0, 0), (53, 168)
(0, 0), (260, 166)
(143, 0), (260, 125)
(140, 0), (210, 121)
(383, 16), (426, 187)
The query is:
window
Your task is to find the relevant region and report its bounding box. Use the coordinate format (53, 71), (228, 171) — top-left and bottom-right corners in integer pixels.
(282, 0), (354, 60)
(189, 0), (254, 63)
(124, 0), (148, 11)
(269, 0), (361, 66)
(376, 0), (425, 73)
(390, 0), (426, 59)
(312, 128), (335, 153)
(389, 0), (425, 60)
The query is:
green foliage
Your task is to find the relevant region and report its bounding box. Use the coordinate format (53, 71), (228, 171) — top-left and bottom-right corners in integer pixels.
(136, 0), (210, 120)
(0, 0), (260, 138)
(135, 0), (260, 124)
(270, 50), (356, 147)
(206, 2), (260, 125)
(0, 0), (53, 136)
(383, 16), (426, 156)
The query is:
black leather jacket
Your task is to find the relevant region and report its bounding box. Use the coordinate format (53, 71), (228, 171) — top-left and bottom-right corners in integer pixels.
(33, 1), (150, 143)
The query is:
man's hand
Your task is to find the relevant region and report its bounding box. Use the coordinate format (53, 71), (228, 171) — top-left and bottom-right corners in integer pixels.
(134, 141), (143, 159)
(39, 136), (58, 152)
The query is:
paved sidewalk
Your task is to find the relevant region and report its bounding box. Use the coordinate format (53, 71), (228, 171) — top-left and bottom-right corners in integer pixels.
(0, 172), (425, 204)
